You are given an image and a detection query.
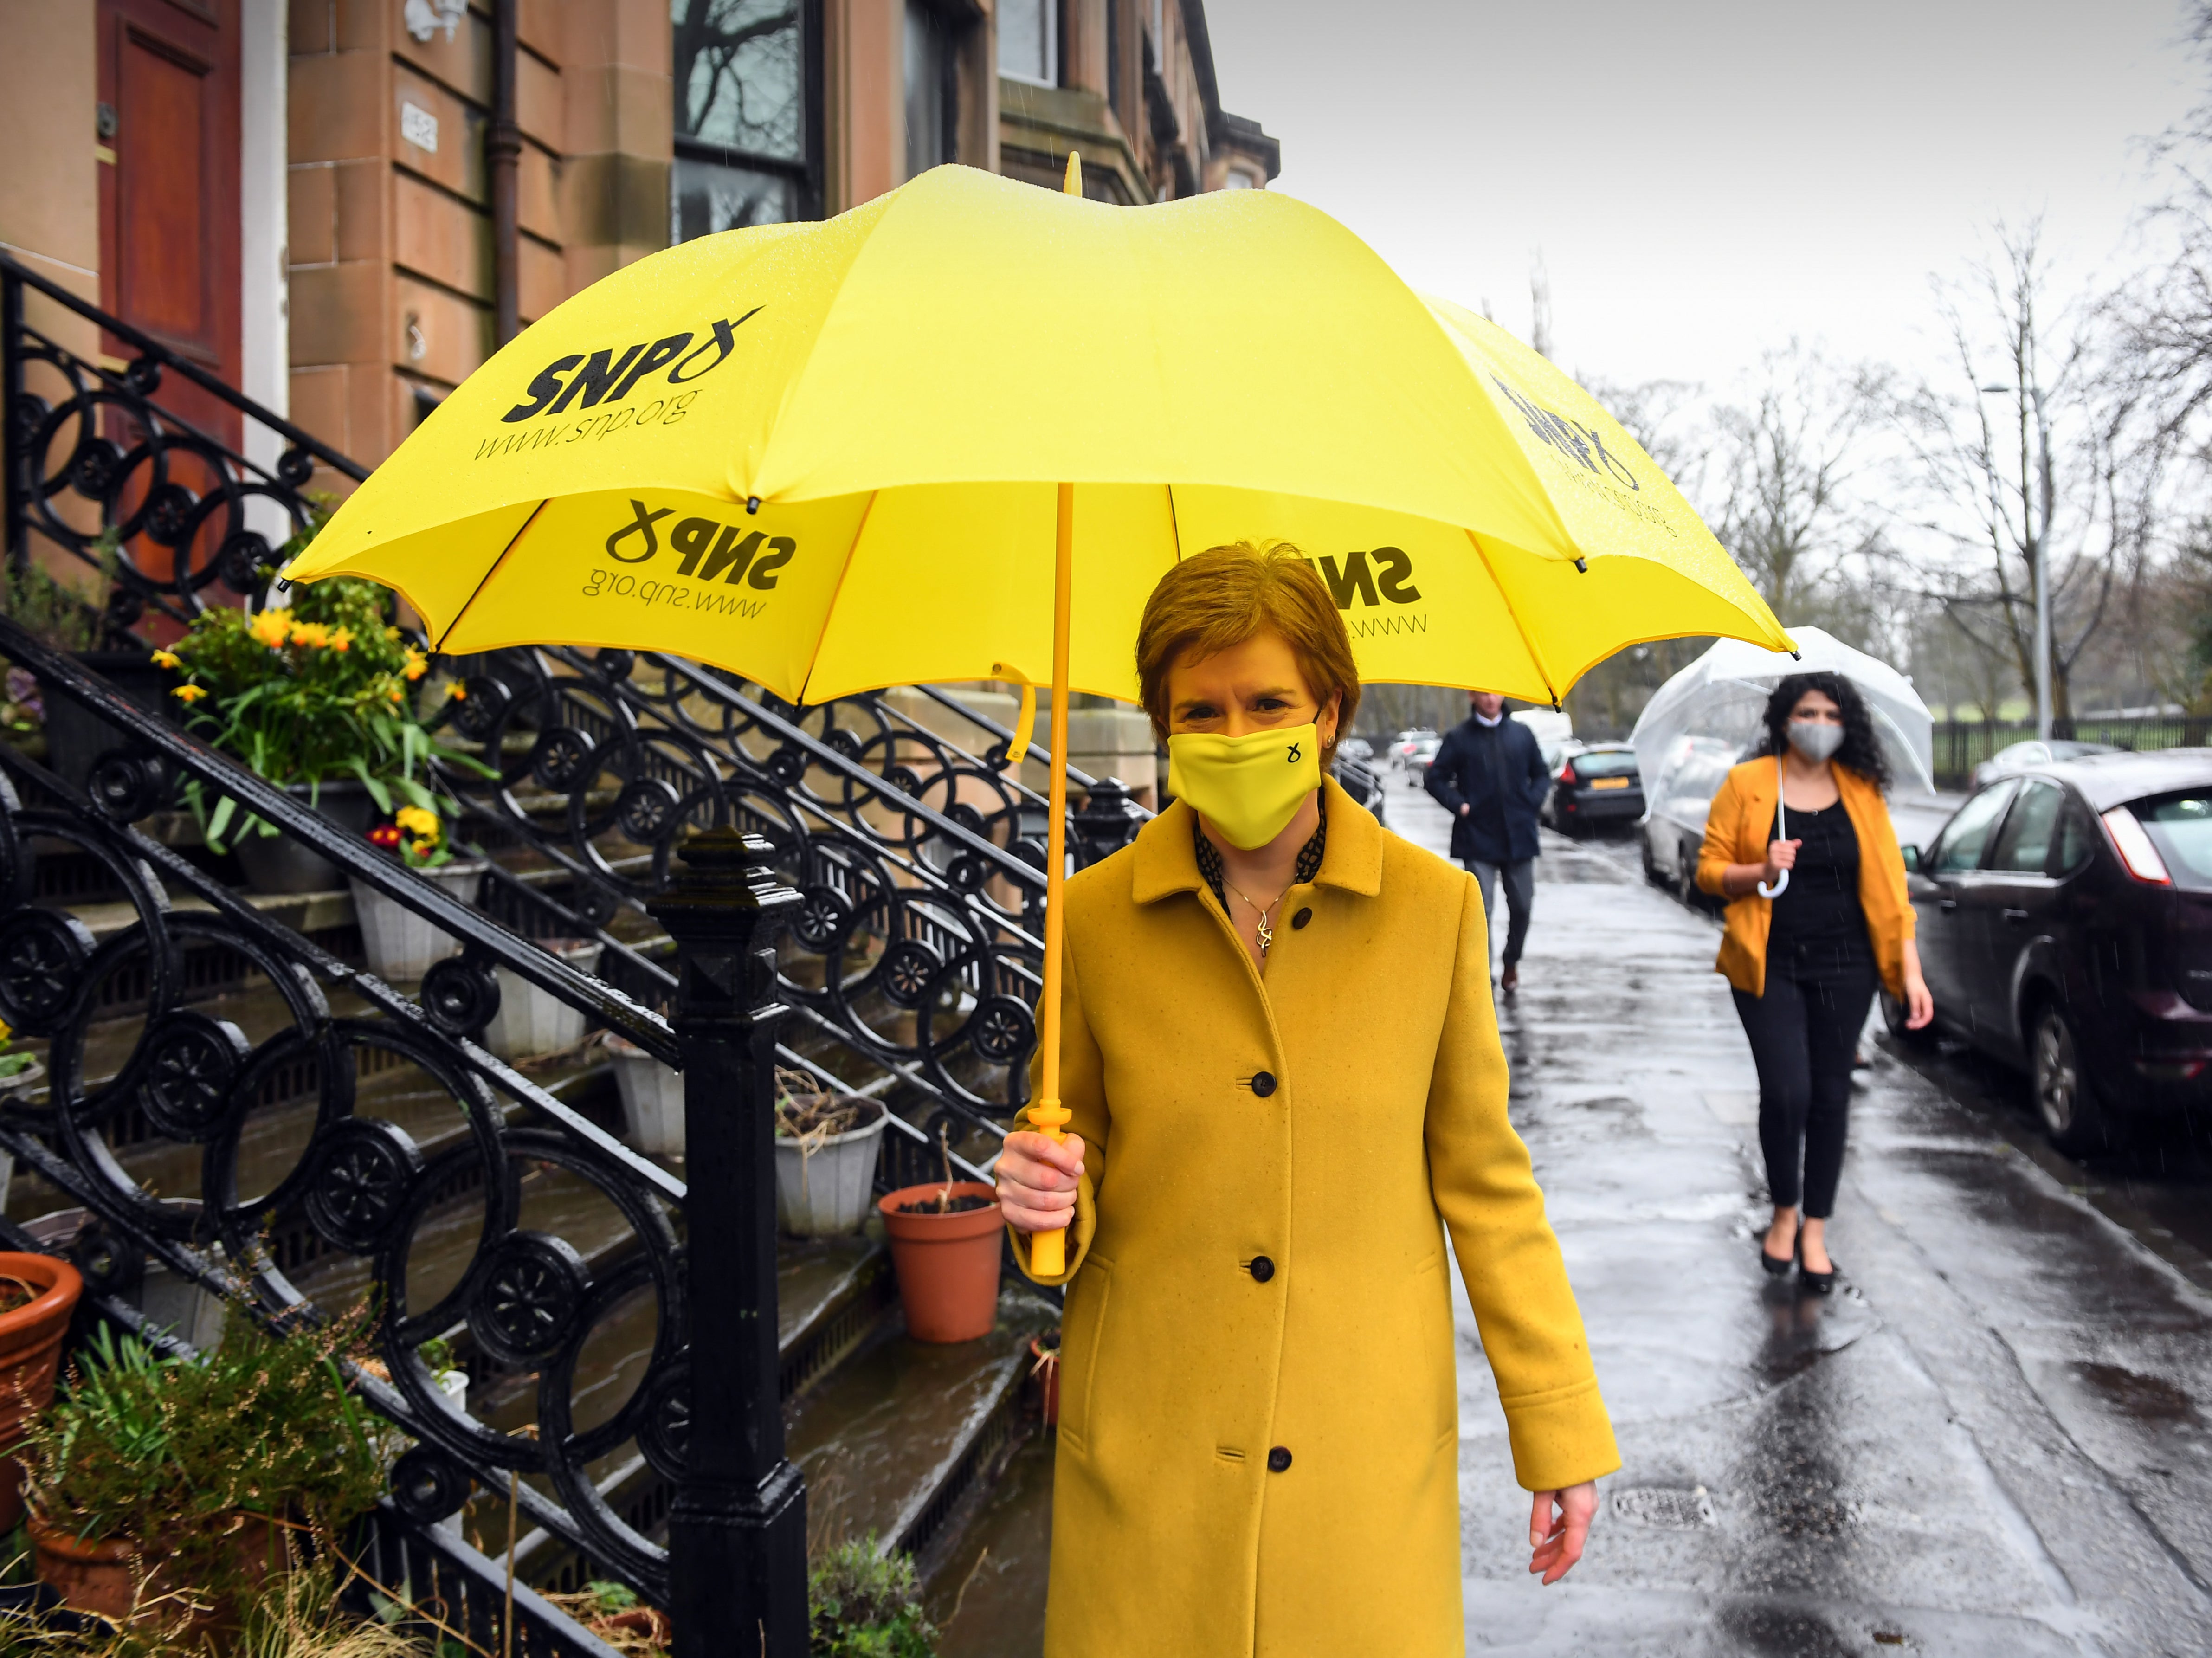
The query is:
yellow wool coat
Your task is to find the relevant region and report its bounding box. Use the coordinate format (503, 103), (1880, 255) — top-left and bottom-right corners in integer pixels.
(1694, 759), (1916, 1000)
(1011, 779), (1619, 1658)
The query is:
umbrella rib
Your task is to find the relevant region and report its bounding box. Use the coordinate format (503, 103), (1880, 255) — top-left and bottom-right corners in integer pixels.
(1464, 530), (1561, 707)
(795, 489), (882, 705)
(434, 499), (549, 654)
(1166, 482), (1184, 561)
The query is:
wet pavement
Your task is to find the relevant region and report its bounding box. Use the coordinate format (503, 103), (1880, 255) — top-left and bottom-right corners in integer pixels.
(1380, 781), (2212, 1656)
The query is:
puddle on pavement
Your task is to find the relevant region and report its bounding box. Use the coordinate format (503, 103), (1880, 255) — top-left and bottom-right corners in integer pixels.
(2074, 1361), (2199, 1423)
(1714, 1601), (1862, 1658)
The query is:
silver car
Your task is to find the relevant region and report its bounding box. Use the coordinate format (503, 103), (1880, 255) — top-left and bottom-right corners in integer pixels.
(1972, 739), (2119, 790)
(1639, 740), (1740, 897)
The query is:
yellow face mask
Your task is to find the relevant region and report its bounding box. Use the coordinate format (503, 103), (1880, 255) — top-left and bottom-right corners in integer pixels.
(1167, 723), (1322, 851)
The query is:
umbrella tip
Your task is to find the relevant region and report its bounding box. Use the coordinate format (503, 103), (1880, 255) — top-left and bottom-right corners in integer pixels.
(746, 496), (761, 515)
(1573, 558), (1587, 574)
(1063, 151), (1082, 196)
(1790, 650), (1801, 661)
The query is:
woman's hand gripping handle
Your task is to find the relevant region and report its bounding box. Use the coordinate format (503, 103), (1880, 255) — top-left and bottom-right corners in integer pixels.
(997, 1122), (1085, 1273)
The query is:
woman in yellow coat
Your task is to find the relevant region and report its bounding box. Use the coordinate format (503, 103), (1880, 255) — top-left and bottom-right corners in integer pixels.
(994, 544), (1619, 1657)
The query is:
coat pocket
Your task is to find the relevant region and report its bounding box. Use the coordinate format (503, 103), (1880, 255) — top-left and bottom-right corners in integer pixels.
(1058, 1253), (1113, 1451)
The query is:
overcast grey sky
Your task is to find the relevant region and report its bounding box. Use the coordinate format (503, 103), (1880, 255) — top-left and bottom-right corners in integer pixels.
(1204, 0), (2201, 392)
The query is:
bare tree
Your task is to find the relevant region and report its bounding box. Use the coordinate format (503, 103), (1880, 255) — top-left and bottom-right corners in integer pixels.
(1891, 226), (2161, 722)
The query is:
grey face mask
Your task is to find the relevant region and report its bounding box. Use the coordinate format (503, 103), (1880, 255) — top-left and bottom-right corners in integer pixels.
(1787, 720), (1845, 762)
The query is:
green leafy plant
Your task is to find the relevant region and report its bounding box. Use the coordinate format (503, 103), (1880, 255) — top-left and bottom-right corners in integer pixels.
(0, 1017), (34, 1080)
(21, 1315), (384, 1615)
(808, 1540), (937, 1658)
(158, 576), (487, 853)
(0, 541), (117, 653)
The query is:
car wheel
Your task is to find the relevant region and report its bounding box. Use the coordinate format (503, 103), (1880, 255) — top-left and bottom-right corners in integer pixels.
(1641, 834), (1666, 887)
(2032, 1002), (2110, 1155)
(1879, 990), (1934, 1046)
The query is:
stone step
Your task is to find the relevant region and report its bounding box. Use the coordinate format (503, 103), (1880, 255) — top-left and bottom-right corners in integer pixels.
(925, 1432), (1055, 1658)
(786, 1289), (1057, 1573)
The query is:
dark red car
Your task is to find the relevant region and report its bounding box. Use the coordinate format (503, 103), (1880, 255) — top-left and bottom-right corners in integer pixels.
(1897, 750), (2212, 1152)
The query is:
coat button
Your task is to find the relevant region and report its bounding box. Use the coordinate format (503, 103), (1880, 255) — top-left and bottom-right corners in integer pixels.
(1249, 1255), (1276, 1283)
(1291, 908), (1312, 929)
(1250, 1071), (1277, 1097)
(1267, 1446), (1293, 1473)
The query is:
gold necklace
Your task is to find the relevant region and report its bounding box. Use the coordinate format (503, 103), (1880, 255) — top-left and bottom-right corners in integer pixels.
(1225, 880), (1289, 954)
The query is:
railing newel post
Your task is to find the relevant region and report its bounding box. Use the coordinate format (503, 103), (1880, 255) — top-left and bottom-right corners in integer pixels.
(648, 828), (809, 1658)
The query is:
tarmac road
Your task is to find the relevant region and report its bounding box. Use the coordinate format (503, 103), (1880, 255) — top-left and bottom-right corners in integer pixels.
(1387, 780), (2212, 1656)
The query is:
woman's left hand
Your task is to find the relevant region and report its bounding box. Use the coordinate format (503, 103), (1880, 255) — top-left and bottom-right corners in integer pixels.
(1528, 1482), (1596, 1585)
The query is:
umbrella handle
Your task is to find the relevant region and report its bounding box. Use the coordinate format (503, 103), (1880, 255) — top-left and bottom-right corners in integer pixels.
(1757, 755), (1787, 898)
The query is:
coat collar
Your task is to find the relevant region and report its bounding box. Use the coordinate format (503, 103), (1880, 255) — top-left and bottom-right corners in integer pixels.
(1131, 776), (1384, 905)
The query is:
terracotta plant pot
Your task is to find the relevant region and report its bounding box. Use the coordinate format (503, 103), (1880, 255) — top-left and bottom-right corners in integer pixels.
(877, 1181), (1004, 1344)
(30, 1510), (285, 1632)
(0, 1254), (84, 1533)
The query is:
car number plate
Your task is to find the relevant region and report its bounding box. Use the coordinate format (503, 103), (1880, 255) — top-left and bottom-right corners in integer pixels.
(1591, 777), (1631, 790)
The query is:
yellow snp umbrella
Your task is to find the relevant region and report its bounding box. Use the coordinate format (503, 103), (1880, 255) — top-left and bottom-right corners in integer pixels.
(285, 157), (1790, 1277)
(285, 164), (1785, 708)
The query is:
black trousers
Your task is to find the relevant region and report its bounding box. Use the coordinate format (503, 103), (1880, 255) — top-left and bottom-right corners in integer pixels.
(1732, 945), (1877, 1219)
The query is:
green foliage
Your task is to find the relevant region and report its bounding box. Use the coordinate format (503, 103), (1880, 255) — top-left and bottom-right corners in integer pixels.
(0, 544), (114, 653)
(21, 1316), (383, 1610)
(161, 575), (489, 852)
(808, 1540), (937, 1658)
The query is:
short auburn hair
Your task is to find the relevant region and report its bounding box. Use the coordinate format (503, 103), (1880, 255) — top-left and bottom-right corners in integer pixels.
(1135, 541), (1361, 760)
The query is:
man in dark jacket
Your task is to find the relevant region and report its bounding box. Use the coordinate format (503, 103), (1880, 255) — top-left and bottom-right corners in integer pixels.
(1424, 691), (1551, 991)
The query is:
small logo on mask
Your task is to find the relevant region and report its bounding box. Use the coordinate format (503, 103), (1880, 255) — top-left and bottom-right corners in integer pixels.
(1286, 742), (1303, 763)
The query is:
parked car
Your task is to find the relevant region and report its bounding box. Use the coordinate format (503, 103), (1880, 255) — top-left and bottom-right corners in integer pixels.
(1972, 738), (2120, 789)
(1333, 750), (1388, 826)
(1542, 743), (1644, 836)
(1639, 739), (1739, 892)
(1390, 729), (1436, 771)
(1403, 731), (1442, 787)
(1512, 708), (1575, 773)
(1898, 749), (2212, 1153)
(1337, 735), (1375, 764)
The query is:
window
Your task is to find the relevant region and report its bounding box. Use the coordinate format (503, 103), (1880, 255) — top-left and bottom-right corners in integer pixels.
(904, 0), (954, 179)
(1929, 780), (2018, 874)
(1990, 781), (2062, 874)
(672, 0), (817, 240)
(999, 0), (1056, 87)
(1106, 0), (1121, 115)
(2055, 800), (2097, 876)
(2135, 792), (2212, 890)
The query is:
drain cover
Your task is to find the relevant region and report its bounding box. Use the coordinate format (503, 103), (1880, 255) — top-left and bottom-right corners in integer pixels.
(1611, 1485), (1717, 1529)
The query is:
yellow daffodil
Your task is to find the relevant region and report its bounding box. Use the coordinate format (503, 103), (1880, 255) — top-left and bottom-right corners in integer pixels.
(249, 610), (292, 649)
(328, 628), (353, 652)
(0, 1018), (11, 1043)
(290, 621), (331, 649)
(385, 626), (402, 641)
(387, 686), (404, 704)
(149, 649), (181, 670)
(403, 646), (429, 682)
(447, 681), (467, 701)
(173, 684), (207, 703)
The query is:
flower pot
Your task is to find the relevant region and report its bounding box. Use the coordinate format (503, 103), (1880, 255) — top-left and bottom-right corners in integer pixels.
(877, 1181), (1004, 1343)
(481, 937), (604, 1058)
(606, 1034), (684, 1155)
(775, 1103), (887, 1238)
(37, 651), (173, 792)
(231, 780), (377, 894)
(1029, 1331), (1061, 1426)
(30, 1510), (284, 1631)
(0, 1254), (83, 1532)
(349, 860), (487, 981)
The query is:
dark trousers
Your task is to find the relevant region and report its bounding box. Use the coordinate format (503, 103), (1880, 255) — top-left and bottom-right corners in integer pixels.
(1469, 857), (1535, 968)
(1732, 947), (1877, 1218)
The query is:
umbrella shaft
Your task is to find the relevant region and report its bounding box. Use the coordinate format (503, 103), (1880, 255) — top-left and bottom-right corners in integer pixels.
(1032, 481), (1077, 1272)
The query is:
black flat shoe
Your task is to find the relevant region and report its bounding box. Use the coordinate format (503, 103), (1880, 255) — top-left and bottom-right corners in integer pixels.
(1795, 1232), (1836, 1295)
(1759, 1239), (1792, 1277)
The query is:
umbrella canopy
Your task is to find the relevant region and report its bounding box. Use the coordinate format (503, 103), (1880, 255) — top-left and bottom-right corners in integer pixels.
(1629, 626), (1936, 799)
(282, 164), (1788, 706)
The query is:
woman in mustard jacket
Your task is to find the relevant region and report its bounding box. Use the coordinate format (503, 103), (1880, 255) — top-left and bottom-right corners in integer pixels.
(993, 544), (1618, 1658)
(1696, 673), (1934, 1292)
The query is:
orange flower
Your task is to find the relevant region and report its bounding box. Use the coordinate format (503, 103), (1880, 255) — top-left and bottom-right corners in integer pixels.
(387, 686), (404, 704)
(290, 621), (332, 649)
(403, 646), (429, 682)
(249, 610), (292, 649)
(149, 649), (181, 670)
(447, 681), (467, 701)
(172, 684), (206, 703)
(328, 628), (353, 652)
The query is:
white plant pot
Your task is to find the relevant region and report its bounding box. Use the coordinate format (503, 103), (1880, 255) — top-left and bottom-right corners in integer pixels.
(606, 1034), (685, 1155)
(774, 1104), (888, 1238)
(481, 938), (603, 1058)
(349, 861), (487, 981)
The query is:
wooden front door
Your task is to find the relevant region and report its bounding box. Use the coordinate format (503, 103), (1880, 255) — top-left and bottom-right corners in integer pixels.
(95, 0), (243, 612)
